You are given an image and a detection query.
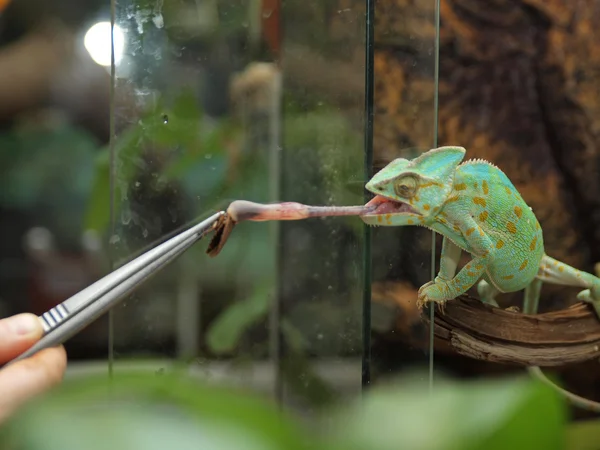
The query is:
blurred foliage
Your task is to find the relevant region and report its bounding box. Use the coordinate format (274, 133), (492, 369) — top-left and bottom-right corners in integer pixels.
(85, 87), (242, 235)
(566, 419), (600, 450)
(206, 281), (272, 354)
(0, 125), (99, 248)
(0, 369), (573, 450)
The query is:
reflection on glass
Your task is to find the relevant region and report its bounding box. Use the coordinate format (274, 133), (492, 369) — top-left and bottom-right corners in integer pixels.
(109, 0), (369, 411)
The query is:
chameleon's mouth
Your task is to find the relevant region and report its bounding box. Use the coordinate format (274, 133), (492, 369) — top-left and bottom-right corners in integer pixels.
(361, 195), (419, 216)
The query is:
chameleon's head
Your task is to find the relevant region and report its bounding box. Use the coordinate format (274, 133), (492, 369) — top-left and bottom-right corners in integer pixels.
(361, 146), (466, 226)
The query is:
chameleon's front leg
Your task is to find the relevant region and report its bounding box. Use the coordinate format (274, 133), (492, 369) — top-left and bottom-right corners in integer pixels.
(417, 222), (494, 309)
(436, 237), (462, 282)
(417, 237), (462, 312)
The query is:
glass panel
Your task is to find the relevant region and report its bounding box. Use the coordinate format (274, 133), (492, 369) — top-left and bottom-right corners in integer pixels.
(275, 0), (369, 411)
(109, 0), (369, 412)
(369, 0), (440, 383)
(110, 0), (281, 367)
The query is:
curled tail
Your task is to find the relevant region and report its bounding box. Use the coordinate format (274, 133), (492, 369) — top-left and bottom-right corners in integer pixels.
(528, 367), (600, 412)
(525, 260), (600, 412)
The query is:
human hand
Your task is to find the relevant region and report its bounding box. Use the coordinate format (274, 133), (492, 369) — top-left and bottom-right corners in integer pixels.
(0, 313), (67, 424)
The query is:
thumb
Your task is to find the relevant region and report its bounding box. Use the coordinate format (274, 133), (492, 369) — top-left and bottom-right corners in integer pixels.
(0, 314), (44, 362)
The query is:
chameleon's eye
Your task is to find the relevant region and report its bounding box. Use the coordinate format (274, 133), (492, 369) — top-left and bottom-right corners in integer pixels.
(393, 175), (418, 198)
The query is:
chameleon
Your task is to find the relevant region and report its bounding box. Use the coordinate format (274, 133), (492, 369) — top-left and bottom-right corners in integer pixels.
(360, 145), (600, 411)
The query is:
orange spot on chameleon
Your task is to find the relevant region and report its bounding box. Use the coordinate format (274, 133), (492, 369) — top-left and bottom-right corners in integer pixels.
(496, 240), (504, 249)
(455, 183), (467, 191)
(466, 228), (475, 236)
(423, 204), (431, 210)
(519, 260), (528, 271)
(506, 221), (517, 234)
(420, 181), (443, 188)
(502, 275), (514, 280)
(529, 236), (537, 251)
(473, 197), (486, 207)
(514, 206), (523, 219)
(479, 211), (488, 222)
(482, 180), (489, 195)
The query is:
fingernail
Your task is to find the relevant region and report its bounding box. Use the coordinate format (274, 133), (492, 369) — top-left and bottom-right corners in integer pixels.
(8, 314), (41, 336)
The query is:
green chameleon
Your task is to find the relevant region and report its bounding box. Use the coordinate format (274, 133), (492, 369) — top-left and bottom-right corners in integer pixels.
(360, 145), (600, 411)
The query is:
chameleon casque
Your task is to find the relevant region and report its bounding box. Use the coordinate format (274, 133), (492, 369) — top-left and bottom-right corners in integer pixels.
(360, 146), (600, 411)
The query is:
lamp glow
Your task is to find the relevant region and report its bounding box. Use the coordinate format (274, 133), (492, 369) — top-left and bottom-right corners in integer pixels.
(84, 22), (124, 67)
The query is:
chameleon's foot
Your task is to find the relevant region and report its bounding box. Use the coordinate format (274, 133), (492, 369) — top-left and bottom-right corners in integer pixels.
(417, 281), (450, 314)
(576, 282), (600, 321)
(416, 298), (448, 315)
(505, 306), (520, 313)
(576, 290), (600, 320)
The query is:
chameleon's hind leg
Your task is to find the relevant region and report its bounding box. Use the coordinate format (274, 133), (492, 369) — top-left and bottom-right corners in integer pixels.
(537, 254), (600, 319)
(476, 278), (499, 307)
(523, 277), (543, 315)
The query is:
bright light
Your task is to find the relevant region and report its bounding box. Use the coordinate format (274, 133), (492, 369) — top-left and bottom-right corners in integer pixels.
(84, 21), (124, 67)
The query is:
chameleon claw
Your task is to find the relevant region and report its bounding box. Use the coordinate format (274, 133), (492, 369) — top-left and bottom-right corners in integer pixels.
(437, 300), (447, 315)
(416, 281), (434, 310)
(416, 282), (448, 315)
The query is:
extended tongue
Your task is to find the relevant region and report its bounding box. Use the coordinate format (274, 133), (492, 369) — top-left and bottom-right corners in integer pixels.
(226, 200), (377, 222)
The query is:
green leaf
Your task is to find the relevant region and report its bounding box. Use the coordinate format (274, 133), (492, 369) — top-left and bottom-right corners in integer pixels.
(566, 418), (600, 450)
(0, 372), (312, 450)
(206, 283), (272, 354)
(325, 372), (566, 450)
(84, 149), (111, 232)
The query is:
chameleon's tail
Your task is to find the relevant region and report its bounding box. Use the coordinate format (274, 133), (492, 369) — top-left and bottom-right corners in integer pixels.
(522, 270), (600, 411)
(528, 366), (600, 412)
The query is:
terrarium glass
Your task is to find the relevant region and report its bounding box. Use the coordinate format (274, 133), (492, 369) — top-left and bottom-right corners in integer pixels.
(108, 0), (440, 411)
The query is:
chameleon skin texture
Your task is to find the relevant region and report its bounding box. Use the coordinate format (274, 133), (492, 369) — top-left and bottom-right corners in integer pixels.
(361, 146), (600, 310)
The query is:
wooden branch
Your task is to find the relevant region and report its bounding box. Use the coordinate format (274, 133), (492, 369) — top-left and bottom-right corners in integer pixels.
(422, 296), (600, 367)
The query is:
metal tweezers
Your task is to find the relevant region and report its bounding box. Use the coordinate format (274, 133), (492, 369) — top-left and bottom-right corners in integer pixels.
(5, 211), (224, 367)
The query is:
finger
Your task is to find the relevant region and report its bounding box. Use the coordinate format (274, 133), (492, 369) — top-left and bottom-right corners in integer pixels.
(0, 314), (44, 362)
(0, 345), (67, 424)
